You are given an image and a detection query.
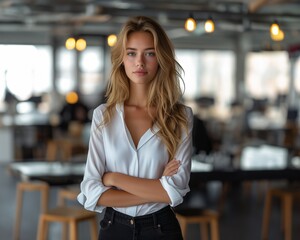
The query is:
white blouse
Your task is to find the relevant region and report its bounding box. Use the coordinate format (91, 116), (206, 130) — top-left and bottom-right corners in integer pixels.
(77, 103), (193, 217)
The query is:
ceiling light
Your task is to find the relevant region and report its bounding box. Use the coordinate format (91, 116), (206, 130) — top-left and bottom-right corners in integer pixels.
(270, 21), (280, 36)
(184, 15), (197, 32)
(76, 38), (87, 51)
(66, 91), (78, 104)
(271, 29), (284, 41)
(107, 34), (117, 47)
(65, 37), (76, 50)
(204, 18), (215, 33)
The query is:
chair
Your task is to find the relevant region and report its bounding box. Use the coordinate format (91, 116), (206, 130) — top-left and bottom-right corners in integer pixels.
(45, 138), (87, 161)
(46, 121), (88, 161)
(57, 186), (81, 206)
(261, 185), (300, 240)
(37, 186), (98, 240)
(175, 208), (219, 240)
(14, 181), (50, 240)
(57, 186), (82, 239)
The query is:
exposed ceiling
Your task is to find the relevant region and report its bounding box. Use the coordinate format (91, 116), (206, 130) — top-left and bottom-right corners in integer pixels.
(0, 0), (300, 50)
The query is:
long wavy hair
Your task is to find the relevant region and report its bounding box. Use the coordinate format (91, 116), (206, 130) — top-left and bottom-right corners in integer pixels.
(103, 16), (188, 160)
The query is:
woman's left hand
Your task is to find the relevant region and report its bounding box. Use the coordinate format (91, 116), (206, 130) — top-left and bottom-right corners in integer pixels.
(162, 159), (181, 176)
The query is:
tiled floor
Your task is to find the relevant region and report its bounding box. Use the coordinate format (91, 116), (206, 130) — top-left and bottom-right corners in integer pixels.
(1, 163), (299, 240)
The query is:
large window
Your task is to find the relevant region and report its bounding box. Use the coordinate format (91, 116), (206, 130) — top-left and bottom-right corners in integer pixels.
(79, 46), (105, 95)
(56, 46), (106, 107)
(0, 45), (52, 101)
(56, 47), (76, 94)
(245, 51), (290, 100)
(294, 57), (300, 92)
(176, 50), (236, 111)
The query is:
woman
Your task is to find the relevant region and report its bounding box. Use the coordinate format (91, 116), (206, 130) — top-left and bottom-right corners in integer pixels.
(77, 16), (193, 240)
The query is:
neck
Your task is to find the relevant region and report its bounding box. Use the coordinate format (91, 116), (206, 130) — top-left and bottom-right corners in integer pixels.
(125, 98), (147, 108)
(127, 84), (148, 108)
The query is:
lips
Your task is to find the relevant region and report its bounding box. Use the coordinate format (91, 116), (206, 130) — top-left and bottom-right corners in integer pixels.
(133, 70), (147, 76)
(134, 70), (147, 73)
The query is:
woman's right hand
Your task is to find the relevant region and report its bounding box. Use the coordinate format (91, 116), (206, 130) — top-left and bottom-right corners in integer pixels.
(162, 159), (181, 176)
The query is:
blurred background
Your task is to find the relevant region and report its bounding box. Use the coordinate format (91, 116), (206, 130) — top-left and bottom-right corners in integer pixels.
(1, 1), (300, 240)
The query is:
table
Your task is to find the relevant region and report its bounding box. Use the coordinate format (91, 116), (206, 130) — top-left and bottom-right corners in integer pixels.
(8, 144), (300, 186)
(9, 161), (85, 186)
(190, 165), (300, 183)
(190, 145), (300, 183)
(8, 154), (300, 186)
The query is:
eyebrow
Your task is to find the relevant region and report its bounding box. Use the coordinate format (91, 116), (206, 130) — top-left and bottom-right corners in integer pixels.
(126, 47), (155, 51)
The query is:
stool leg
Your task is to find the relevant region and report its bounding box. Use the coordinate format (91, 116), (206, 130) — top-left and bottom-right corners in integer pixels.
(37, 216), (47, 240)
(40, 186), (49, 213)
(283, 194), (293, 240)
(200, 223), (209, 240)
(262, 190), (273, 240)
(14, 185), (24, 240)
(69, 220), (77, 240)
(40, 184), (49, 239)
(90, 217), (98, 240)
(177, 217), (187, 240)
(210, 218), (219, 240)
(61, 223), (68, 240)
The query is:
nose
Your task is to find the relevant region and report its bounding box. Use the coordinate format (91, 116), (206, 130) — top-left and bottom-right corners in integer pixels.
(136, 55), (144, 67)
(136, 62), (144, 67)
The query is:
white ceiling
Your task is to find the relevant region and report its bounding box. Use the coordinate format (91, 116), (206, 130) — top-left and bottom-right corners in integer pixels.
(0, 0), (299, 50)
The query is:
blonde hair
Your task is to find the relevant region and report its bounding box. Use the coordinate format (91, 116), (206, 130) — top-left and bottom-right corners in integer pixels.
(103, 16), (188, 159)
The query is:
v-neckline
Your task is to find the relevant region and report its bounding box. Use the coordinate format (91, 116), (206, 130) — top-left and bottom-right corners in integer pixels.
(126, 126), (151, 149)
(117, 103), (160, 150)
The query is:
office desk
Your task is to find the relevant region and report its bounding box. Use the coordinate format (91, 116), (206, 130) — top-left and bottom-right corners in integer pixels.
(9, 161), (85, 186)
(190, 148), (300, 183)
(8, 155), (300, 186)
(190, 165), (300, 183)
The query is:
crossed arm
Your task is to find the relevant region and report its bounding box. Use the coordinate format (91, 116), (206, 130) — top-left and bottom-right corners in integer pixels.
(97, 159), (181, 207)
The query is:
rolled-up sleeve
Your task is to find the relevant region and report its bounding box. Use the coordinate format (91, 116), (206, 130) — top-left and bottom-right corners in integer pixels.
(77, 107), (110, 213)
(159, 107), (193, 207)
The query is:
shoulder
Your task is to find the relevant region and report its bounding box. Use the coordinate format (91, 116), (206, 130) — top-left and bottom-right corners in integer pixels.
(184, 105), (193, 117)
(180, 104), (193, 131)
(92, 103), (121, 122)
(93, 103), (107, 119)
(180, 104), (193, 121)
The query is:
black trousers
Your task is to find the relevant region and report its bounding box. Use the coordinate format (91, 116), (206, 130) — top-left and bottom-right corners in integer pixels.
(99, 206), (183, 240)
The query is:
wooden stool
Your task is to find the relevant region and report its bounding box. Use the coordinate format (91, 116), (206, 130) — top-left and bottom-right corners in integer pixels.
(57, 186), (80, 206)
(37, 187), (98, 240)
(175, 208), (219, 240)
(262, 186), (300, 240)
(14, 181), (49, 240)
(46, 139), (87, 161)
(57, 186), (81, 239)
